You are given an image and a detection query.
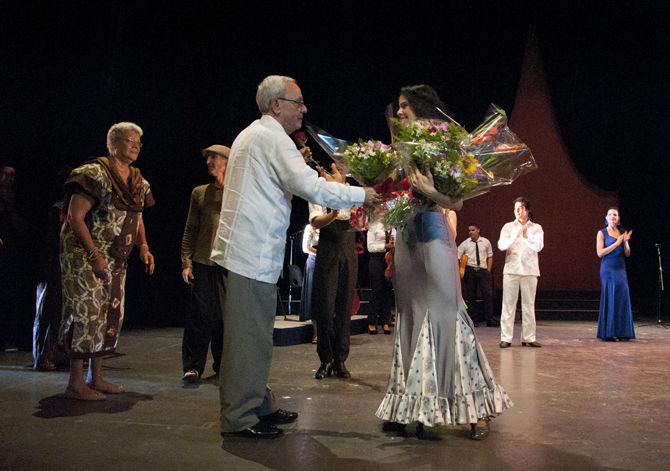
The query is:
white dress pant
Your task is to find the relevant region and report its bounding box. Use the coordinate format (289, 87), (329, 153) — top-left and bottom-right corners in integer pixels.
(500, 274), (538, 343)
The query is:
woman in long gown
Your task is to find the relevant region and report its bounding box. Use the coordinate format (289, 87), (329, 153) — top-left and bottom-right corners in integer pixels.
(596, 207), (634, 341)
(60, 122), (155, 401)
(376, 85), (512, 440)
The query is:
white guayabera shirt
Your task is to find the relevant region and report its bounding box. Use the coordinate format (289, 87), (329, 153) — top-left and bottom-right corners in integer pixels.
(211, 115), (365, 284)
(498, 220), (544, 277)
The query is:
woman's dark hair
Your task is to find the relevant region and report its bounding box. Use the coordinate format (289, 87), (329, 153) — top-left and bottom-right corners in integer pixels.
(400, 85), (451, 120)
(514, 196), (534, 221)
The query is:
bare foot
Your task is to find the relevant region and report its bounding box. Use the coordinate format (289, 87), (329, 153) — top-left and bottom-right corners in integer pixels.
(65, 383), (105, 400)
(86, 376), (125, 393)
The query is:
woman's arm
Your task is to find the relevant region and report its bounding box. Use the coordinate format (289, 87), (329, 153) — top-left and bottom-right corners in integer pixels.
(596, 229), (627, 258)
(623, 230), (632, 257)
(67, 194), (110, 280)
(136, 217), (155, 274)
(446, 210), (457, 238)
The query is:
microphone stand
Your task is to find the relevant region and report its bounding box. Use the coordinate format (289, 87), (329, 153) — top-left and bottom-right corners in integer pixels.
(641, 243), (667, 328)
(654, 243), (666, 328)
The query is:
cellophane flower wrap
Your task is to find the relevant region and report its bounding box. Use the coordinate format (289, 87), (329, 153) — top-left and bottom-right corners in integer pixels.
(306, 122), (399, 230)
(384, 103), (537, 232)
(305, 122), (398, 187)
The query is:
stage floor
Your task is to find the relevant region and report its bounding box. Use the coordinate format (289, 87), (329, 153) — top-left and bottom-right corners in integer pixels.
(1, 320), (669, 471)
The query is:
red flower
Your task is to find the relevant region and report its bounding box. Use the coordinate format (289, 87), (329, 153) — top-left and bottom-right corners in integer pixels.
(293, 131), (308, 147)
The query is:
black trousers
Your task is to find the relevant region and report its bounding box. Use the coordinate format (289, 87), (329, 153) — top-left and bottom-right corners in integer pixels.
(313, 222), (357, 364)
(182, 262), (223, 375)
(367, 252), (393, 327)
(462, 266), (494, 324)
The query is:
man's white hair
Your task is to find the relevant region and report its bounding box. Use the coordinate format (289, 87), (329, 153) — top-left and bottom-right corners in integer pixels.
(256, 75), (297, 113)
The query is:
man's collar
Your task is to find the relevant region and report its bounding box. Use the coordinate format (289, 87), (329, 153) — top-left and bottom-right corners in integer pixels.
(260, 114), (287, 134)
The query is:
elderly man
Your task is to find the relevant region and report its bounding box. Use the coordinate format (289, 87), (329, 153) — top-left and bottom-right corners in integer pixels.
(211, 75), (379, 439)
(180, 145), (230, 383)
(498, 197), (544, 348)
(458, 223), (497, 327)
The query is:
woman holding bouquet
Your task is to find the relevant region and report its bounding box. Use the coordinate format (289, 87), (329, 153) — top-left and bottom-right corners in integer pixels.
(376, 85), (512, 440)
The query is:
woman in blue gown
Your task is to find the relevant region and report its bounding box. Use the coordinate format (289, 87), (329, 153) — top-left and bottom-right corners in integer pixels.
(596, 207), (634, 341)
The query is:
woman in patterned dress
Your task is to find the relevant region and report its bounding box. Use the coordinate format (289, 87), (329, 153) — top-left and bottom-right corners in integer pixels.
(60, 122), (155, 401)
(376, 86), (512, 439)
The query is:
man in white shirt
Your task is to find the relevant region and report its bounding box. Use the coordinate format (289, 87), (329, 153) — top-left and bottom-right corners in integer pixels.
(458, 223), (496, 327)
(497, 197), (544, 348)
(210, 75), (379, 439)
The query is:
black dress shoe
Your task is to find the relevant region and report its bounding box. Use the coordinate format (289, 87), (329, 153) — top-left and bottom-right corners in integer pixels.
(368, 326), (378, 335)
(522, 341), (542, 347)
(471, 418), (490, 440)
(224, 422), (283, 439)
(381, 421), (406, 432)
(333, 362), (350, 379)
(383, 327), (392, 335)
(315, 362), (333, 379)
(259, 409), (298, 425)
(415, 422), (425, 439)
(486, 321), (500, 327)
(500, 341), (511, 348)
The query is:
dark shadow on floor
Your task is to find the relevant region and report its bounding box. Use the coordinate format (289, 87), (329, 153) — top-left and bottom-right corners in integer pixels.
(33, 391), (153, 419)
(222, 428), (632, 471)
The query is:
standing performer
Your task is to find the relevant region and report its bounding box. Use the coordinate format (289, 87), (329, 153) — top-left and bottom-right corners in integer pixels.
(299, 224), (319, 343)
(458, 223), (496, 327)
(310, 204), (357, 379)
(180, 145), (230, 382)
(60, 122), (155, 401)
(211, 75), (379, 439)
(498, 197), (543, 348)
(366, 217), (394, 335)
(596, 207), (634, 341)
(377, 85), (512, 441)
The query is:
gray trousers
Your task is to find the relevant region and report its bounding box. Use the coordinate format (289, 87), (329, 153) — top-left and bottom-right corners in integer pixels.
(217, 267), (277, 433)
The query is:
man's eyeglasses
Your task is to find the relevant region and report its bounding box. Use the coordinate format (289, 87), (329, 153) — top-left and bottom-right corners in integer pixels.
(276, 97), (305, 108)
(126, 138), (143, 148)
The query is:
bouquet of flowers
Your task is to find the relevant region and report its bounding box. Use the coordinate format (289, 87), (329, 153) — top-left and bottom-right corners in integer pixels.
(306, 122), (400, 230)
(305, 122), (398, 187)
(390, 104), (536, 201)
(341, 139), (398, 187)
(383, 104), (537, 233)
(463, 104), (536, 194)
(394, 118), (477, 199)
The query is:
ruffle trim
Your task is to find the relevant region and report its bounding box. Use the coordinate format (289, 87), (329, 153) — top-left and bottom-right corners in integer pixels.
(376, 383), (513, 427)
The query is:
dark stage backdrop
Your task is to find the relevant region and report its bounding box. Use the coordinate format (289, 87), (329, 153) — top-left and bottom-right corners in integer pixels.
(1, 1), (667, 333)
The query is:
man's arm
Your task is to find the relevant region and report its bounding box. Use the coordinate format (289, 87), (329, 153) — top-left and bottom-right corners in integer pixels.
(523, 224), (544, 252)
(180, 188), (200, 283)
(498, 223), (515, 251)
(311, 210), (339, 230)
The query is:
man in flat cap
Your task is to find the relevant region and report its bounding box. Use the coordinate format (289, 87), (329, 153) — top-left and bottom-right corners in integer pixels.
(211, 75), (380, 439)
(180, 145), (230, 383)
